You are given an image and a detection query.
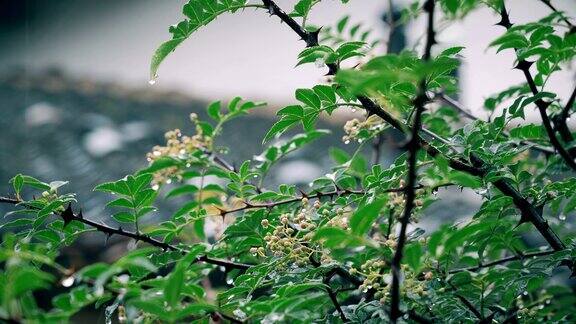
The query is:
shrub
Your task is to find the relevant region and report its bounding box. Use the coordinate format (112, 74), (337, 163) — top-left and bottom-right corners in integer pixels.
(1, 0), (575, 322)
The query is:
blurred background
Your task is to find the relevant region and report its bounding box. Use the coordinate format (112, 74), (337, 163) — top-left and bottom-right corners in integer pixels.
(0, 0), (574, 320)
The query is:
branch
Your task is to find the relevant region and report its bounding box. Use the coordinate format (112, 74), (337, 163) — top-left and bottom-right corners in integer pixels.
(261, 0), (318, 47)
(447, 283), (484, 320)
(390, 1), (436, 322)
(497, 2), (576, 171)
(260, 0), (565, 256)
(448, 249), (557, 274)
(554, 84), (576, 153)
(537, 0), (575, 30)
(0, 196), (251, 271)
(323, 269), (348, 322)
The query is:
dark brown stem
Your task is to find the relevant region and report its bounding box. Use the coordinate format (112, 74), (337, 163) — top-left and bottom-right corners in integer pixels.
(554, 84), (575, 153)
(537, 0), (574, 30)
(390, 1), (435, 322)
(498, 2), (576, 171)
(323, 269), (348, 322)
(448, 283), (484, 320)
(0, 196), (251, 270)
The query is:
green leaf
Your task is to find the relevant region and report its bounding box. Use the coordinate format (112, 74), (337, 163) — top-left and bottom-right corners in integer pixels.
(313, 85), (336, 104)
(113, 212), (136, 223)
(207, 101), (221, 121)
(12, 174), (24, 196)
(449, 171), (482, 188)
(404, 243), (423, 271)
(349, 198), (386, 236)
(150, 0), (254, 79)
(165, 264), (185, 307)
(107, 198), (134, 209)
(295, 88), (321, 110)
(263, 118), (300, 143)
(166, 185), (199, 199)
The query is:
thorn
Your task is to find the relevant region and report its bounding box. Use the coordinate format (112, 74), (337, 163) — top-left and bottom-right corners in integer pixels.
(77, 210), (84, 219)
(118, 226), (124, 233)
(298, 188), (308, 198)
(423, 0), (434, 13)
(516, 214), (530, 227)
(326, 63), (339, 76)
(495, 4), (513, 29)
(306, 28), (321, 48)
(514, 60), (533, 71)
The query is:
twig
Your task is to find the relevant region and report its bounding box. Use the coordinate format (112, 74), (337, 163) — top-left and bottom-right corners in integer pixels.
(0, 196), (251, 271)
(497, 2), (576, 171)
(390, 1), (436, 322)
(260, 0), (565, 259)
(537, 0), (575, 30)
(323, 269), (348, 322)
(448, 249), (557, 274)
(554, 84), (575, 153)
(447, 283), (484, 320)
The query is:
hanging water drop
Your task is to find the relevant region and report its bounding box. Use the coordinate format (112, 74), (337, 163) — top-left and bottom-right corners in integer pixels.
(148, 78), (157, 85)
(61, 276), (75, 287)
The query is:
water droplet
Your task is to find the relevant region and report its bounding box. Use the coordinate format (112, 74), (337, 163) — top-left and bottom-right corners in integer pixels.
(166, 178), (172, 184)
(148, 78), (157, 85)
(127, 239), (138, 251)
(253, 174), (258, 178)
(559, 214), (566, 221)
(152, 184), (160, 191)
(523, 291), (528, 296)
(61, 276), (75, 287)
(344, 140), (350, 144)
(226, 278), (234, 285)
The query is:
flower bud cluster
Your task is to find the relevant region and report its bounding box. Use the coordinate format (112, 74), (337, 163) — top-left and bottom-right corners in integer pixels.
(342, 115), (385, 144)
(146, 114), (213, 186)
(403, 270), (432, 299)
(352, 259), (390, 303)
(325, 207), (349, 230)
(254, 198), (332, 267)
(386, 180), (425, 223)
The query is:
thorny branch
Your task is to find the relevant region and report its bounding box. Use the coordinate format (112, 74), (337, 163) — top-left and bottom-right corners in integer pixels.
(256, 0), (568, 319)
(537, 0), (575, 31)
(390, 0), (436, 322)
(497, 1), (576, 171)
(0, 196), (251, 271)
(553, 84), (576, 154)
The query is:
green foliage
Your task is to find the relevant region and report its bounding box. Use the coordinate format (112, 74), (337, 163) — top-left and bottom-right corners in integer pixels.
(2, 0), (576, 323)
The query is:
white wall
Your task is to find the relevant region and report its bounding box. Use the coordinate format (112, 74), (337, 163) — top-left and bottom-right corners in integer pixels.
(1, 0), (574, 120)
